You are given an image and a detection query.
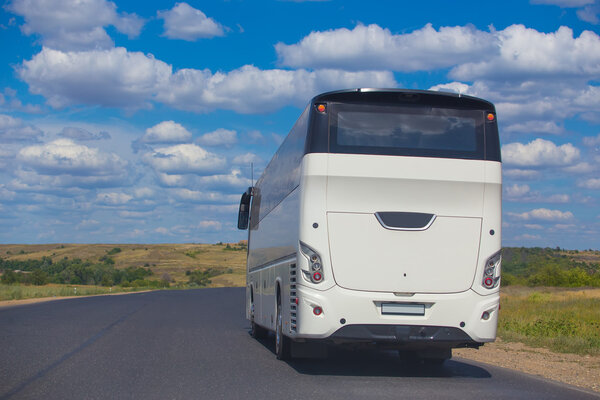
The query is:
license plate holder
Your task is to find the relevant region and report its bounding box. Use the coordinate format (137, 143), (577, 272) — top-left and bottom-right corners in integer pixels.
(381, 303), (425, 316)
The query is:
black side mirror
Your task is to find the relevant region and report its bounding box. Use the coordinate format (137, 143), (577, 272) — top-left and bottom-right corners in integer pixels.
(237, 187), (253, 230)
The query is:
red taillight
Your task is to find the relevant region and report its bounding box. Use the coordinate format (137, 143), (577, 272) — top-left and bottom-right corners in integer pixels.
(484, 277), (493, 287)
(313, 272), (322, 281)
(313, 306), (323, 316)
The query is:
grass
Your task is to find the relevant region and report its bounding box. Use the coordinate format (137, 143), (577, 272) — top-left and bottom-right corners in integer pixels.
(0, 243), (247, 285)
(0, 283), (153, 301)
(498, 286), (600, 356)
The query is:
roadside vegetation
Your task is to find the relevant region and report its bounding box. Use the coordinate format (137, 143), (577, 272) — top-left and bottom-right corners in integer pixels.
(0, 242), (247, 301)
(498, 287), (600, 356)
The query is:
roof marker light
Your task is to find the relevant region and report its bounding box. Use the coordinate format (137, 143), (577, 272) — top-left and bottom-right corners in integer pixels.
(487, 113), (495, 121)
(317, 104), (326, 113)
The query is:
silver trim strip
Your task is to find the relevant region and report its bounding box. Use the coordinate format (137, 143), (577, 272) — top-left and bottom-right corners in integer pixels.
(375, 212), (437, 231)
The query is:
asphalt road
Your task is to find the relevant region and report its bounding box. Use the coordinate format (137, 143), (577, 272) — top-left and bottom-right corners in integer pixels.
(1, 288), (598, 400)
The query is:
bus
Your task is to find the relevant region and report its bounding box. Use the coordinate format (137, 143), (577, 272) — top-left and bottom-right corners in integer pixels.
(237, 88), (502, 362)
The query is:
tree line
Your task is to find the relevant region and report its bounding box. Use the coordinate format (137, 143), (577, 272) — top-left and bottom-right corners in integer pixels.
(0, 256), (168, 287)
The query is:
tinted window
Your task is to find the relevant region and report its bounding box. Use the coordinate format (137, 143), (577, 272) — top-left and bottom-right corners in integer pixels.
(250, 106), (308, 228)
(330, 104), (485, 160)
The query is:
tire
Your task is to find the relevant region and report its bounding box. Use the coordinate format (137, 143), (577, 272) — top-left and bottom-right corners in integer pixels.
(250, 303), (268, 339)
(275, 302), (291, 360)
(251, 319), (268, 339)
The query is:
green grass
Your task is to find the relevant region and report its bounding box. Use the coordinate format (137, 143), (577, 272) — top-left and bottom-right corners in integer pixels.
(498, 287), (600, 356)
(0, 283), (155, 301)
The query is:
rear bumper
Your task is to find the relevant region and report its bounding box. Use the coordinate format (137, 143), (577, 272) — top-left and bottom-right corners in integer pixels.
(290, 284), (499, 345)
(328, 324), (479, 349)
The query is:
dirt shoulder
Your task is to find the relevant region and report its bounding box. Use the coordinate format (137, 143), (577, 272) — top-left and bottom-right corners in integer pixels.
(455, 338), (600, 393)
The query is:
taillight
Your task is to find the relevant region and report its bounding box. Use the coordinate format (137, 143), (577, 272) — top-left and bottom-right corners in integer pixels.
(482, 251), (501, 289)
(300, 242), (324, 284)
(313, 306), (323, 316)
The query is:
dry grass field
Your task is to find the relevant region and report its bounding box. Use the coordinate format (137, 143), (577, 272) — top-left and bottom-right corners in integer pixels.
(0, 242), (247, 286)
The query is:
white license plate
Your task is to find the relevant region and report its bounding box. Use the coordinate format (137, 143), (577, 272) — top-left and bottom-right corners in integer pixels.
(381, 303), (425, 315)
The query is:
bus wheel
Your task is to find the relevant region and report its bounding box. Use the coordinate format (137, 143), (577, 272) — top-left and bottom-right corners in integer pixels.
(275, 302), (291, 360)
(251, 315), (267, 339)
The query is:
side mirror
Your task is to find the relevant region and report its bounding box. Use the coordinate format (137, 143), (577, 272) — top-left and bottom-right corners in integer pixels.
(237, 187), (253, 230)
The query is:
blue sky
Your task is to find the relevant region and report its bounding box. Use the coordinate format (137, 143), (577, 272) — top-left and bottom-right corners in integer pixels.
(0, 0), (599, 249)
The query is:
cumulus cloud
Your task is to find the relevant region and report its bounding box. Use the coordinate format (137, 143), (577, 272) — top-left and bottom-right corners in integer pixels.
(577, 178), (600, 188)
(232, 152), (261, 165)
(141, 121), (192, 144)
(504, 184), (570, 203)
(17, 139), (126, 176)
(19, 47), (395, 113)
(197, 220), (222, 231)
(276, 23), (497, 71)
(505, 183), (531, 197)
(0, 114), (42, 142)
(502, 138), (580, 167)
(450, 25), (600, 81)
(19, 47), (172, 109)
(96, 192), (133, 205)
(143, 143), (226, 175)
(503, 121), (566, 135)
(158, 3), (224, 40)
(172, 188), (237, 203)
(158, 65), (396, 113)
(508, 208), (574, 221)
(583, 133), (600, 146)
(59, 126), (110, 141)
(6, 0), (144, 51)
(196, 129), (237, 147)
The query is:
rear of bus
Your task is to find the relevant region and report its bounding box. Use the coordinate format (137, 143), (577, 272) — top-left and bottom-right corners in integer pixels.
(293, 89), (501, 358)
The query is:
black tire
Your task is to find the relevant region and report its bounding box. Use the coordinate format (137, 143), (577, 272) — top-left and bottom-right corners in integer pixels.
(275, 302), (291, 360)
(250, 303), (267, 339)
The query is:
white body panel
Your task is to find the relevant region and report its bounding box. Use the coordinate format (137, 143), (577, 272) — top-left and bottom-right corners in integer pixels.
(247, 151), (502, 344)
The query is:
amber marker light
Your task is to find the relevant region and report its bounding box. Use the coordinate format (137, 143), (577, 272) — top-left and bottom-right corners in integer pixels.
(487, 113), (495, 121)
(316, 104), (326, 113)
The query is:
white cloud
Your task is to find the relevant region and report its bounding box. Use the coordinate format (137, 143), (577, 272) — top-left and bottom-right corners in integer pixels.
(17, 139), (126, 176)
(158, 65), (396, 113)
(143, 143), (226, 175)
(508, 208), (574, 221)
(505, 184), (531, 197)
(59, 126), (110, 141)
(503, 169), (541, 179)
(172, 188), (236, 203)
(198, 169), (250, 191)
(232, 152), (261, 165)
(450, 25), (600, 81)
(133, 187), (154, 198)
(502, 138), (580, 167)
(96, 192), (133, 205)
(429, 82), (471, 94)
(19, 48), (395, 113)
(197, 220), (222, 231)
(577, 4), (600, 24)
(158, 3), (224, 41)
(563, 162), (597, 173)
(7, 0), (144, 51)
(583, 133), (600, 146)
(19, 47), (172, 109)
(577, 178), (600, 188)
(141, 121), (191, 144)
(196, 129), (237, 147)
(0, 114), (42, 142)
(531, 0), (594, 7)
(503, 121), (565, 135)
(524, 224), (544, 229)
(276, 23), (496, 71)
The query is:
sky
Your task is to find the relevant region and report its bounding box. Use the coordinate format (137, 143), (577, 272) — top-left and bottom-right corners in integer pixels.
(0, 0), (599, 249)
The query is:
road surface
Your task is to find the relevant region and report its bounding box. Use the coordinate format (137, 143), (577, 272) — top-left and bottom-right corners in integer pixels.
(1, 288), (598, 399)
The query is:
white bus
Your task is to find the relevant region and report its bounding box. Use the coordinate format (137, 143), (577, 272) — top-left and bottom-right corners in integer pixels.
(237, 88), (502, 363)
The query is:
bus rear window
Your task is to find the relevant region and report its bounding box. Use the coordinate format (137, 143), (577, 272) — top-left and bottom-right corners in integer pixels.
(330, 104), (485, 160)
